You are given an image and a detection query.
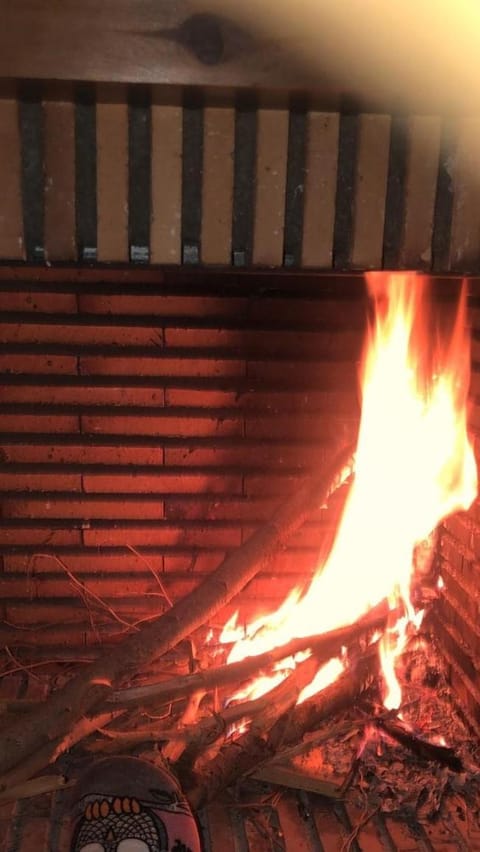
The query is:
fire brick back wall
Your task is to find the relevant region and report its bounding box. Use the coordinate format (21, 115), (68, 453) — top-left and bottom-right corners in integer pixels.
(1, 266), (480, 738)
(0, 267), (365, 659)
(434, 279), (480, 732)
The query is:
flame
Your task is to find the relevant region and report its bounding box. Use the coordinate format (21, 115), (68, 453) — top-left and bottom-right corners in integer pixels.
(220, 273), (477, 709)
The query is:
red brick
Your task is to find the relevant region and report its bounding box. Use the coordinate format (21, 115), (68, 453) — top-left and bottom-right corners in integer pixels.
(246, 415), (357, 444)
(0, 473), (82, 491)
(80, 354), (246, 378)
(0, 384), (165, 405)
(164, 327), (247, 348)
(2, 497), (165, 520)
(249, 296), (366, 327)
(0, 573), (164, 599)
(244, 473), (305, 497)
(0, 619), (113, 646)
(0, 321), (163, 346)
(0, 443), (164, 465)
(82, 472), (243, 494)
(81, 413), (243, 437)
(164, 496), (281, 521)
(0, 414), (79, 433)
(0, 526), (81, 545)
(4, 552), (164, 574)
(241, 520), (335, 548)
(247, 355), (359, 383)
(163, 552), (226, 574)
(82, 523), (242, 548)
(79, 292), (246, 317)
(164, 443), (328, 469)
(0, 291), (77, 312)
(165, 387), (240, 408)
(0, 354), (78, 374)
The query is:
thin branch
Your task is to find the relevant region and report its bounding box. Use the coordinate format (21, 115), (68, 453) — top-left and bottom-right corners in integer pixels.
(0, 444), (354, 782)
(31, 553), (133, 630)
(125, 544), (173, 608)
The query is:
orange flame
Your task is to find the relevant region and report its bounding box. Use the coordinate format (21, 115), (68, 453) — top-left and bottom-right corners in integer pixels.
(221, 273), (477, 708)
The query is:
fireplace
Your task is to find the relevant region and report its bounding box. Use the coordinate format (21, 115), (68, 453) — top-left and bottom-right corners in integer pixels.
(1, 265), (480, 849)
(2, 3), (480, 848)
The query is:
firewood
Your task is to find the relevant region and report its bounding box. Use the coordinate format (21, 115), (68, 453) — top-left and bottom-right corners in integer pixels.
(267, 646), (378, 752)
(186, 645), (378, 809)
(186, 653), (322, 809)
(376, 717), (464, 772)
(0, 444), (354, 785)
(109, 598), (391, 710)
(251, 764), (342, 798)
(0, 710), (124, 795)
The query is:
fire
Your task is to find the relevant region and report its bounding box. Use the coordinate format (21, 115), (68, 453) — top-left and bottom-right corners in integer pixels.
(221, 273), (477, 709)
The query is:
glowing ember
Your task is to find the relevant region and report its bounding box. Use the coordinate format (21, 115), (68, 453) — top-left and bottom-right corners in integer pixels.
(221, 273), (477, 710)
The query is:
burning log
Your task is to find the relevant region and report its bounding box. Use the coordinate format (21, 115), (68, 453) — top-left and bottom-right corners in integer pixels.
(110, 598), (392, 710)
(0, 444), (354, 788)
(186, 644), (378, 809)
(376, 716), (464, 772)
(186, 653), (322, 809)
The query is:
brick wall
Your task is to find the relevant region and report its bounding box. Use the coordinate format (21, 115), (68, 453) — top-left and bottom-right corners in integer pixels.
(0, 267), (363, 660)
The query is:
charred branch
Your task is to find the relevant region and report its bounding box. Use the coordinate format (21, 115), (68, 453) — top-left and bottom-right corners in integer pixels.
(0, 444), (354, 786)
(110, 597), (391, 710)
(376, 716), (464, 772)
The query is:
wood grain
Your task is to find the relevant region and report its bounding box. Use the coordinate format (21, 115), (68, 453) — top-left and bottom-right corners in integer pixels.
(0, 1), (338, 97)
(252, 107), (289, 267)
(0, 98), (24, 260)
(44, 98), (76, 262)
(201, 106), (235, 265)
(301, 111), (339, 268)
(151, 101), (183, 264)
(96, 90), (129, 262)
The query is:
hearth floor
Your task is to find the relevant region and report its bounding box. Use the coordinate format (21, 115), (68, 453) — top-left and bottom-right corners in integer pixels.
(1, 636), (480, 850)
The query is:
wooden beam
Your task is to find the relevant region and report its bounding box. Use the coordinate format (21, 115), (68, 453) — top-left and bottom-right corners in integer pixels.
(0, 0), (475, 114)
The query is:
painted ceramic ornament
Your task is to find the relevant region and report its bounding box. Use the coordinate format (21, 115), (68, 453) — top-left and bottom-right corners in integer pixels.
(69, 756), (202, 852)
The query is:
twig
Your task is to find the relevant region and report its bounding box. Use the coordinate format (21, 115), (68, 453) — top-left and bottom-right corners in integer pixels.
(0, 444), (355, 783)
(109, 600), (390, 709)
(31, 553), (133, 630)
(0, 774), (74, 804)
(376, 717), (464, 772)
(4, 646), (42, 682)
(125, 544), (173, 608)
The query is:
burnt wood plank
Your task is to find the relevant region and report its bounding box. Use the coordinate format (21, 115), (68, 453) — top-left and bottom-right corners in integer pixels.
(432, 120), (455, 274)
(44, 96), (76, 262)
(400, 115), (441, 270)
(75, 85), (97, 261)
(182, 94), (204, 264)
(231, 96), (256, 267)
(0, 98), (24, 260)
(128, 87), (151, 263)
(283, 106), (307, 268)
(449, 117), (480, 273)
(19, 87), (44, 262)
(333, 113), (358, 270)
(382, 115), (408, 269)
(96, 87), (129, 262)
